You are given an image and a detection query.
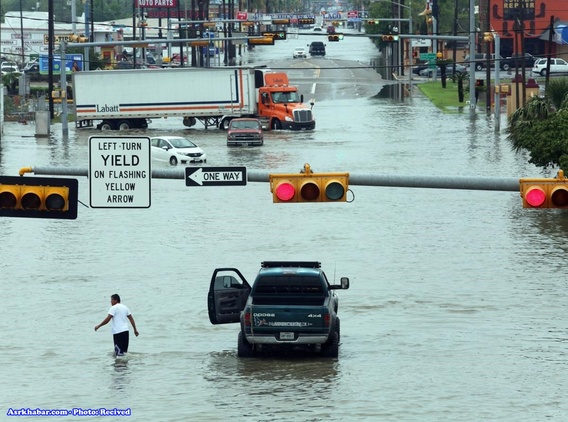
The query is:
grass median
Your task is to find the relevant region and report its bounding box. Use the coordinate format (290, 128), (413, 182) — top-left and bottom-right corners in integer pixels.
(416, 80), (474, 113)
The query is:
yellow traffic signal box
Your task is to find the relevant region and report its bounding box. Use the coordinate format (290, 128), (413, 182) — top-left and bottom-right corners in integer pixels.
(0, 176), (79, 219)
(270, 164), (349, 203)
(249, 36), (275, 46)
(520, 170), (568, 208)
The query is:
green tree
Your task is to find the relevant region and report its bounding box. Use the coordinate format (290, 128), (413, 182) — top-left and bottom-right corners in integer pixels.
(507, 89), (568, 170)
(544, 78), (568, 111)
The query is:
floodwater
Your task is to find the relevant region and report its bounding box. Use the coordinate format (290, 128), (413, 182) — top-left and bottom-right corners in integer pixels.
(1, 32), (568, 421)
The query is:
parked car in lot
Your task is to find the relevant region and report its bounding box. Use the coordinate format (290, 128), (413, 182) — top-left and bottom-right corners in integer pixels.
(464, 53), (503, 71)
(412, 64), (430, 75)
(532, 58), (568, 76)
(227, 118), (264, 147)
(419, 64), (468, 77)
(1, 61), (20, 76)
(22, 63), (47, 81)
(150, 136), (206, 166)
(500, 53), (537, 71)
(292, 47), (308, 59)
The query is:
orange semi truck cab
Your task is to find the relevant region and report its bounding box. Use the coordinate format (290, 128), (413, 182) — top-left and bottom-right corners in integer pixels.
(257, 72), (315, 131)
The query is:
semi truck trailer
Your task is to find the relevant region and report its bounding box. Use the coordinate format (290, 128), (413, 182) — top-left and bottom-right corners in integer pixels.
(72, 66), (316, 131)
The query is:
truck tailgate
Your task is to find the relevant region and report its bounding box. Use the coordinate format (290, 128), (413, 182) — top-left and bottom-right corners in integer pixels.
(249, 305), (328, 335)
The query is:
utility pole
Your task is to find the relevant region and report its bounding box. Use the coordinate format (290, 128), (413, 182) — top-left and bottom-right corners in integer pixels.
(48, 0), (55, 119)
(481, 0), (491, 112)
(494, 33), (501, 132)
(469, 0), (476, 116)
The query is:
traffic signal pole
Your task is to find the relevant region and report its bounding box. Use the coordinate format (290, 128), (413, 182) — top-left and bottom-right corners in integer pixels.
(25, 166), (521, 193)
(13, 166), (568, 210)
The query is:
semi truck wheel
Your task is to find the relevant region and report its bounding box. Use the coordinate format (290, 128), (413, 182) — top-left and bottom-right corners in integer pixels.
(183, 117), (197, 127)
(220, 117), (232, 130)
(271, 119), (282, 130)
(99, 120), (114, 130)
(117, 120), (131, 130)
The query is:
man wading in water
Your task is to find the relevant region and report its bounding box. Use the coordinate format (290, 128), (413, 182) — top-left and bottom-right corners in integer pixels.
(95, 294), (139, 356)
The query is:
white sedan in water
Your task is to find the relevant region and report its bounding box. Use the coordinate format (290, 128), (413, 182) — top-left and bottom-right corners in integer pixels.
(150, 136), (206, 166)
(293, 47), (308, 59)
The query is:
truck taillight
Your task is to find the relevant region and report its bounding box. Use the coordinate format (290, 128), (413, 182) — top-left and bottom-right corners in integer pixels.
(324, 314), (331, 327)
(244, 312), (251, 326)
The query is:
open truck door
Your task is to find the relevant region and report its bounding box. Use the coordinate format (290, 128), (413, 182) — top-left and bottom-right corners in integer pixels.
(208, 268), (251, 324)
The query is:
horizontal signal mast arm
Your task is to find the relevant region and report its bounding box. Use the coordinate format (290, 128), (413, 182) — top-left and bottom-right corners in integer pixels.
(27, 167), (520, 192)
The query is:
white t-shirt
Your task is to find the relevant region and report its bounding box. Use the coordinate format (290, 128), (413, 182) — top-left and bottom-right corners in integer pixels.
(108, 303), (131, 335)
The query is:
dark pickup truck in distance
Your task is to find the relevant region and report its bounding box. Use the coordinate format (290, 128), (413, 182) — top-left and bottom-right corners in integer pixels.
(207, 261), (349, 358)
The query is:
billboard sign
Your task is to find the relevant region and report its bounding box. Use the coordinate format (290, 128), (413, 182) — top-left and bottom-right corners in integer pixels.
(39, 54), (84, 74)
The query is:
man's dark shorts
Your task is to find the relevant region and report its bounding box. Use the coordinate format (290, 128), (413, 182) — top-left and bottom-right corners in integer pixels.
(113, 331), (129, 356)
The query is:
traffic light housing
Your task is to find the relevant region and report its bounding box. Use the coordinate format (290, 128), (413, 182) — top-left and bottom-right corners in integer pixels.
(520, 170), (568, 209)
(483, 32), (494, 42)
(269, 164), (349, 203)
(262, 31), (287, 40)
(0, 176), (78, 219)
(381, 34), (399, 42)
(69, 34), (88, 43)
(328, 34), (340, 42)
(271, 19), (290, 25)
(249, 36), (275, 45)
(298, 18), (315, 25)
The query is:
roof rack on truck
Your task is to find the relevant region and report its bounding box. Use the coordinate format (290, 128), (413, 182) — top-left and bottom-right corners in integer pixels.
(261, 261), (321, 269)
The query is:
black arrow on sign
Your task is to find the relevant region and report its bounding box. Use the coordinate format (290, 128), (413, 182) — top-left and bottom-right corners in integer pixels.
(185, 167), (247, 187)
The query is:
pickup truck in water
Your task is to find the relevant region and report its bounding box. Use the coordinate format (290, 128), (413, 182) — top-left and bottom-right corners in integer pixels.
(207, 261), (350, 358)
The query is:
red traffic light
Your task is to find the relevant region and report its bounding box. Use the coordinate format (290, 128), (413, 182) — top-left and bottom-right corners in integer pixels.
(520, 170), (568, 208)
(274, 180), (296, 202)
(381, 34), (399, 42)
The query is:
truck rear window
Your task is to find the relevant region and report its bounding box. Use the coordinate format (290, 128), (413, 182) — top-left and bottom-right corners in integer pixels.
(252, 276), (326, 306)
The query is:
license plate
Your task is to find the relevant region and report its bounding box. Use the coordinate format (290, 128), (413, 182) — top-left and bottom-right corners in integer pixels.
(280, 332), (294, 340)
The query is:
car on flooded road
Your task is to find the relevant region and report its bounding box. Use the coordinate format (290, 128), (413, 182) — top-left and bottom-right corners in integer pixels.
(150, 136), (206, 166)
(227, 118), (264, 147)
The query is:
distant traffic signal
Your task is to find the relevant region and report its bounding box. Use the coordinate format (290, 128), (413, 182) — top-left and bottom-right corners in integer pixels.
(381, 34), (399, 42)
(270, 164), (349, 203)
(271, 19), (290, 25)
(367, 20), (377, 25)
(520, 170), (568, 209)
(249, 36), (275, 46)
(328, 34), (340, 42)
(69, 34), (88, 43)
(0, 176), (79, 219)
(262, 31), (287, 40)
(298, 18), (315, 25)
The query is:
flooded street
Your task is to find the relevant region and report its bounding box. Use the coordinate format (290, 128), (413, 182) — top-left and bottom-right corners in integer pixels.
(1, 33), (568, 421)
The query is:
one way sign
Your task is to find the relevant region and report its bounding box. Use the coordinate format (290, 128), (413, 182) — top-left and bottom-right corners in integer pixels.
(185, 167), (247, 187)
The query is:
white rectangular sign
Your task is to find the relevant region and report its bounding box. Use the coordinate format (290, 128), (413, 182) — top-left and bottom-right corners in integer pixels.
(88, 136), (151, 208)
(413, 39), (432, 47)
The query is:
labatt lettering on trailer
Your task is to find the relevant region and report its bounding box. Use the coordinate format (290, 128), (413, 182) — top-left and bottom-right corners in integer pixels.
(96, 104), (120, 113)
